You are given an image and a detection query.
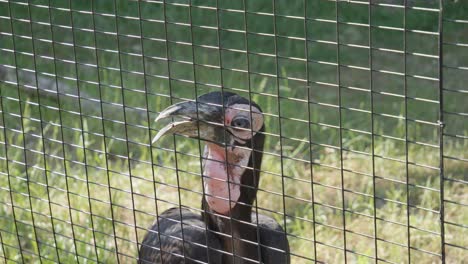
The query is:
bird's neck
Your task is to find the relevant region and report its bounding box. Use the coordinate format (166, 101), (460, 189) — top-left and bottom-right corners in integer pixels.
(202, 138), (264, 263)
(203, 143), (251, 215)
(201, 158), (262, 262)
(203, 201), (260, 264)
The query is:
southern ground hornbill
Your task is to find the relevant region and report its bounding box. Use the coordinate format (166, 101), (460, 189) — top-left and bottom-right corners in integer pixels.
(139, 92), (290, 264)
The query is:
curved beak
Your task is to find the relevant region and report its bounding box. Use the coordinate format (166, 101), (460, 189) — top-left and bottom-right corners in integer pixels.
(152, 101), (231, 145)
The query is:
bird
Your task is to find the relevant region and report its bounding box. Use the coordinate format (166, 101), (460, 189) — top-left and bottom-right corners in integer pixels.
(138, 91), (290, 264)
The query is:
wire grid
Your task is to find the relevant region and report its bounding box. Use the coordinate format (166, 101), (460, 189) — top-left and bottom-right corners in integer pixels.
(0, 0), (466, 263)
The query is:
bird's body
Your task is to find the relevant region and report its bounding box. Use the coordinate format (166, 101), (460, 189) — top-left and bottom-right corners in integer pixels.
(138, 208), (223, 264)
(139, 208), (289, 264)
(139, 92), (290, 263)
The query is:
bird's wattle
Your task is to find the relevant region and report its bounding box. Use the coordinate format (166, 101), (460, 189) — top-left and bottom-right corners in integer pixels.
(203, 143), (251, 215)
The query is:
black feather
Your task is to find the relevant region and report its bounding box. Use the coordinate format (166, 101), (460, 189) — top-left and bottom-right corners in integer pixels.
(139, 208), (222, 264)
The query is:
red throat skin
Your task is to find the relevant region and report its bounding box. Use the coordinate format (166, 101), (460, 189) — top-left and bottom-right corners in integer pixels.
(203, 143), (251, 215)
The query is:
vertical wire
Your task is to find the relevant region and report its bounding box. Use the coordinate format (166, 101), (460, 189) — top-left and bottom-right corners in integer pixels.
(243, 32), (264, 264)
(6, 2), (43, 262)
(0, 96), (25, 263)
(215, 3), (235, 261)
(239, 0), (263, 262)
(368, 1), (379, 262)
(271, 0), (289, 261)
(213, 0), (232, 260)
(25, 0), (61, 262)
(335, 1), (348, 262)
(0, 93), (26, 263)
(200, 0), (217, 261)
(135, 1), (164, 263)
(304, 0), (318, 262)
(187, 1), (213, 262)
(67, 0), (100, 261)
(219, 85), (236, 261)
(89, 1), (120, 262)
(0, 230), (5, 262)
(45, 1), (81, 262)
(245, 81), (264, 263)
(162, 0), (187, 261)
(241, 0), (264, 262)
(239, 1), (264, 261)
(111, 1), (141, 260)
(222, 82), (236, 261)
(403, 0), (412, 262)
(438, 0), (446, 262)
(0, 5), (24, 260)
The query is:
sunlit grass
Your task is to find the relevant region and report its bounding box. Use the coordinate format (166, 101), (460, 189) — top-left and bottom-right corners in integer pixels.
(0, 100), (466, 263)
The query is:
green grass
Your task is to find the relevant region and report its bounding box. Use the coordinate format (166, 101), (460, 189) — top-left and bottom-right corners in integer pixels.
(1, 0), (468, 263)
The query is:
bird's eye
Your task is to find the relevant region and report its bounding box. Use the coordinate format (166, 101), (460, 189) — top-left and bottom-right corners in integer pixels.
(231, 117), (250, 129)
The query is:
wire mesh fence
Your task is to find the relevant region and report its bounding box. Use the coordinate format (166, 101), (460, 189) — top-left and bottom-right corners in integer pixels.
(0, 0), (466, 263)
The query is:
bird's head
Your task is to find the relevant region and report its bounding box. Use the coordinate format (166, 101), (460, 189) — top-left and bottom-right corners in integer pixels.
(152, 92), (265, 215)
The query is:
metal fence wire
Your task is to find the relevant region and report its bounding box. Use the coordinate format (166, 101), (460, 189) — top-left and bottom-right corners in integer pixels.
(0, 0), (467, 263)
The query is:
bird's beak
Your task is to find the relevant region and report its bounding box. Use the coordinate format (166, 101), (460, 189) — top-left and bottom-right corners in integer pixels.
(152, 101), (230, 145)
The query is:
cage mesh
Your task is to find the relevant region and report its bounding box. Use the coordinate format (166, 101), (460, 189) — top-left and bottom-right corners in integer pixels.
(0, 0), (467, 263)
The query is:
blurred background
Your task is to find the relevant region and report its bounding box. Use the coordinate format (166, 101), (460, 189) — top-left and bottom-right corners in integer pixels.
(0, 0), (467, 263)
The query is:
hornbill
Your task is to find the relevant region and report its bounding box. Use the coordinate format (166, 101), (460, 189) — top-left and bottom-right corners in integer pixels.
(139, 92), (290, 264)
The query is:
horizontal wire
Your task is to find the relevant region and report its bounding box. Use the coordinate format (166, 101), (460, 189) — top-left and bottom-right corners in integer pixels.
(0, 27), (441, 61)
(445, 243), (468, 251)
(0, 79), (443, 131)
(0, 38), (442, 85)
(2, 173), (447, 245)
(1, 0), (443, 21)
(0, 73), (443, 124)
(0, 130), (443, 186)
